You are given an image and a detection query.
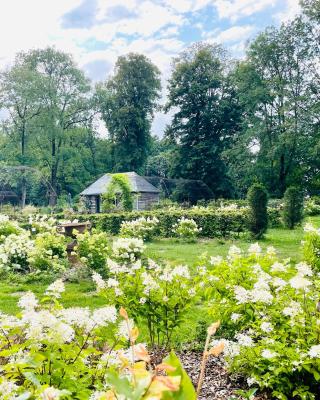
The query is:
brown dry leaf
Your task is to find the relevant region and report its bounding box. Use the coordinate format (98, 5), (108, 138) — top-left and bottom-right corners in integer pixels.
(208, 341), (225, 357)
(130, 327), (139, 343)
(134, 343), (151, 362)
(207, 321), (220, 336)
(104, 391), (117, 400)
(155, 362), (177, 373)
(120, 307), (128, 320)
(151, 375), (181, 392)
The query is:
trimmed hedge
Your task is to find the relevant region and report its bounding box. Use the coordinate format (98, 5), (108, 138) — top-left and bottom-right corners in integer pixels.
(68, 209), (248, 238)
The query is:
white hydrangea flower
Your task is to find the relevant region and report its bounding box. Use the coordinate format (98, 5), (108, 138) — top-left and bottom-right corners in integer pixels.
(236, 333), (254, 347)
(92, 306), (117, 327)
(0, 379), (18, 397)
(234, 286), (250, 304)
(266, 246), (276, 257)
(92, 272), (106, 291)
(231, 313), (241, 322)
(261, 349), (278, 359)
(107, 278), (119, 288)
(248, 242), (262, 256)
(260, 322), (273, 333)
(18, 291), (38, 311)
(228, 245), (242, 259)
(210, 256), (223, 266)
(117, 318), (135, 340)
(296, 262), (313, 277)
(282, 301), (303, 317)
(270, 262), (287, 272)
(308, 345), (320, 358)
(45, 279), (65, 298)
(290, 274), (312, 290)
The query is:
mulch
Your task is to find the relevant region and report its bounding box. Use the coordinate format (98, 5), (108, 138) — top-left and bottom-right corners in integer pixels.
(151, 349), (270, 400)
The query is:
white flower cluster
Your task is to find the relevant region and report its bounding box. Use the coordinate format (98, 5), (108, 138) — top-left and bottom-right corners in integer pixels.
(119, 216), (159, 240)
(112, 237), (145, 263)
(0, 232), (34, 272)
(172, 217), (202, 238)
(29, 214), (57, 233)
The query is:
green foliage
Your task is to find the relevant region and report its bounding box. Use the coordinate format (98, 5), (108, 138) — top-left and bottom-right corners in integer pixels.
(31, 231), (68, 268)
(231, 17), (319, 196)
(305, 197), (320, 216)
(0, 215), (22, 243)
(96, 53), (161, 171)
(73, 208), (249, 238)
(75, 229), (109, 275)
(247, 183), (268, 239)
(172, 217), (201, 242)
(283, 186), (304, 229)
(101, 174), (134, 212)
(201, 245), (320, 399)
(95, 249), (200, 347)
(165, 43), (240, 197)
(303, 224), (320, 270)
(119, 216), (159, 241)
(0, 284), (193, 399)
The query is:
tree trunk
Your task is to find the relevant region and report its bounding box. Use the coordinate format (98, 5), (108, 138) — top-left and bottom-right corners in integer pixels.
(21, 177), (27, 208)
(279, 153), (286, 196)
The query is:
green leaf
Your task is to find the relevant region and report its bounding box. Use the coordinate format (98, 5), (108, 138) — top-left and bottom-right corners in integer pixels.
(162, 351), (196, 400)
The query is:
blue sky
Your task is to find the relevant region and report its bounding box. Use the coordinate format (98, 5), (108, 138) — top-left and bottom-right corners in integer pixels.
(0, 0), (301, 135)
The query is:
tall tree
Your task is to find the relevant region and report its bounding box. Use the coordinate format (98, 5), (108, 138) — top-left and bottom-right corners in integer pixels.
(0, 64), (42, 206)
(232, 17), (320, 196)
(165, 43), (241, 197)
(97, 53), (161, 172)
(18, 47), (94, 205)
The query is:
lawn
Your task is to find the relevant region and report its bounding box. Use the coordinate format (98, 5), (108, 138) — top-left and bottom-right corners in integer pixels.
(0, 215), (318, 316)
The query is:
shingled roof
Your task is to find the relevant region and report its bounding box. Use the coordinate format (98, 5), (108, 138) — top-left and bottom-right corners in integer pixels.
(80, 172), (160, 196)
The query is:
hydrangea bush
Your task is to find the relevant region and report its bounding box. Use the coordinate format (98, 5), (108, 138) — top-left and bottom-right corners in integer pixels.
(303, 223), (320, 271)
(201, 244), (320, 399)
(119, 216), (159, 241)
(172, 217), (201, 242)
(112, 237), (145, 264)
(93, 256), (200, 347)
(0, 281), (196, 399)
(0, 214), (23, 243)
(74, 230), (109, 275)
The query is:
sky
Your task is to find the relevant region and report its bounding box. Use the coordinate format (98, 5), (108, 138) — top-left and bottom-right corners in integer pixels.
(0, 0), (301, 136)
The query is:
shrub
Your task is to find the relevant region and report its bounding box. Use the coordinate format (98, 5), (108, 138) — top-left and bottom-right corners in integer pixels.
(305, 197), (320, 216)
(119, 216), (159, 241)
(28, 231), (68, 273)
(303, 223), (320, 270)
(0, 282), (196, 399)
(112, 237), (145, 264)
(72, 208), (249, 238)
(94, 258), (201, 347)
(0, 232), (34, 273)
(283, 186), (304, 229)
(75, 230), (109, 275)
(172, 217), (202, 241)
(200, 246), (320, 399)
(247, 183), (268, 239)
(0, 214), (22, 243)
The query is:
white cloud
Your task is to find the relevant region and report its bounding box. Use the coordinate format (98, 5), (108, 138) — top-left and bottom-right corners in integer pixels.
(214, 0), (277, 21)
(275, 0), (301, 22)
(213, 25), (255, 43)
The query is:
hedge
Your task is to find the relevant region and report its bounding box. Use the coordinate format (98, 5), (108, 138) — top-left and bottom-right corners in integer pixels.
(63, 207), (279, 238)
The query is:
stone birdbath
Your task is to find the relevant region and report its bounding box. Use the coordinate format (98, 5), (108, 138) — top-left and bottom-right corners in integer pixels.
(57, 221), (91, 263)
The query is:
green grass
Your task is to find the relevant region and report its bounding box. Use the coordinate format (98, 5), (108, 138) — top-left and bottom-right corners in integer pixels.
(0, 215), (319, 316)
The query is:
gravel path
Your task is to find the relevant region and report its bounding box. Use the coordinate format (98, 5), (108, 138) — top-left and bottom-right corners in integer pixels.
(151, 349), (270, 399)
